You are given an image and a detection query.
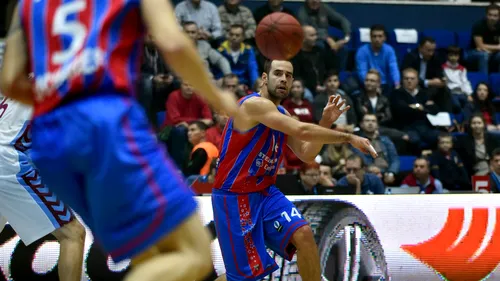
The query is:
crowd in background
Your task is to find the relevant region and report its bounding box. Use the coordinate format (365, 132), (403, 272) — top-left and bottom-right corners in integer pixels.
(38, 0), (495, 195)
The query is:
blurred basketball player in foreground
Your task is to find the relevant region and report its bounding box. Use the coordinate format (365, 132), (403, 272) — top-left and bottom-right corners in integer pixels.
(0, 0), (240, 281)
(212, 60), (377, 281)
(0, 55), (85, 280)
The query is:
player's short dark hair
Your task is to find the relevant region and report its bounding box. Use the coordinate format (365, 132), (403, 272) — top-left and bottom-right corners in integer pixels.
(486, 3), (500, 14)
(181, 21), (197, 28)
(447, 46), (461, 56)
(263, 59), (274, 74)
(419, 36), (436, 47)
(346, 154), (365, 168)
(189, 121), (208, 131)
(370, 24), (386, 36)
(229, 24), (245, 32)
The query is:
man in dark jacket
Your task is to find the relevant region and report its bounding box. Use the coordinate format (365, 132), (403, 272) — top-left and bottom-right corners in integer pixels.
(401, 37), (455, 112)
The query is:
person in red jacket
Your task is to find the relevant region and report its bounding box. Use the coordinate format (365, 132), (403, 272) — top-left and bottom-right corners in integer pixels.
(282, 79), (314, 123)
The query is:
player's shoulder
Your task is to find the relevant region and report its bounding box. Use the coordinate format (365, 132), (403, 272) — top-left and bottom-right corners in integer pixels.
(239, 94), (273, 108)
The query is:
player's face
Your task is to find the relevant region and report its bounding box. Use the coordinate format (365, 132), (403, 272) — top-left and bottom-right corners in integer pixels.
(264, 61), (294, 100)
(325, 75), (339, 93)
(364, 73), (379, 93)
(187, 124), (204, 144)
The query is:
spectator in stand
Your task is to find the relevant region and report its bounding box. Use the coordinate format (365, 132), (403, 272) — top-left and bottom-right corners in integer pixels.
(320, 143), (352, 179)
(337, 155), (386, 195)
(366, 165), (383, 182)
(402, 37), (454, 112)
(488, 148), (500, 193)
(218, 0), (256, 42)
(352, 114), (399, 186)
(401, 158), (444, 194)
(320, 164), (337, 186)
(182, 21), (232, 76)
(442, 46), (474, 109)
(297, 0), (351, 70)
(253, 0), (295, 24)
(298, 162), (322, 195)
(429, 133), (471, 191)
(282, 79), (314, 123)
(175, 0), (223, 42)
(184, 121), (220, 177)
(391, 68), (441, 149)
(291, 25), (337, 96)
(217, 24), (259, 88)
(220, 74), (247, 99)
(314, 71), (357, 132)
(252, 77), (263, 93)
(355, 24), (400, 95)
(206, 112), (228, 148)
(469, 4), (500, 75)
(355, 69), (410, 147)
(163, 81), (213, 168)
(464, 83), (500, 132)
(456, 114), (500, 176)
(140, 34), (177, 127)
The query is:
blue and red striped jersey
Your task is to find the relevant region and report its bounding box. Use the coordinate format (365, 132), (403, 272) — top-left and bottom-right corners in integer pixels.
(19, 0), (144, 117)
(214, 93), (288, 193)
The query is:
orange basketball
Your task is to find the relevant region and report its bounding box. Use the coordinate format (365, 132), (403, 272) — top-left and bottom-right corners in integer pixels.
(255, 13), (304, 60)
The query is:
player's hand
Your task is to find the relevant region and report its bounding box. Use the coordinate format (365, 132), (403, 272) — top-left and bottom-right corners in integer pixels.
(349, 135), (378, 158)
(320, 95), (350, 126)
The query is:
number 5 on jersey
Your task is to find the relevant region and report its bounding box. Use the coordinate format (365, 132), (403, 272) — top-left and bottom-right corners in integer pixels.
(52, 1), (87, 65)
(281, 208), (301, 223)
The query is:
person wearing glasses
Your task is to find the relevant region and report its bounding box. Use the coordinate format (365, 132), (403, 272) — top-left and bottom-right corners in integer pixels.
(336, 155), (386, 194)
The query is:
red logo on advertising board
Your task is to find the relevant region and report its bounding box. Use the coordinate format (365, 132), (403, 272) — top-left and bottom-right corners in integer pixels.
(401, 208), (500, 281)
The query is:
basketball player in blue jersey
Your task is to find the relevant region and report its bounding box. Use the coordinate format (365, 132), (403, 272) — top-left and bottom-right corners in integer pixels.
(0, 0), (241, 281)
(212, 60), (378, 281)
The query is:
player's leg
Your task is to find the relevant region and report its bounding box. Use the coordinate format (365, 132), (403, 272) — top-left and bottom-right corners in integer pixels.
(263, 186), (321, 281)
(212, 189), (279, 281)
(51, 218), (86, 281)
(0, 163), (85, 281)
(124, 212), (213, 281)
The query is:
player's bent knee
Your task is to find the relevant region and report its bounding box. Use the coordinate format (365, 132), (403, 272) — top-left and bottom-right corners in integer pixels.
(52, 219), (86, 243)
(291, 225), (315, 249)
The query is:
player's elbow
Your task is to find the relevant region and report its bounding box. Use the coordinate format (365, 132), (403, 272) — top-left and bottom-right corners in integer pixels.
(154, 30), (191, 55)
(295, 123), (316, 142)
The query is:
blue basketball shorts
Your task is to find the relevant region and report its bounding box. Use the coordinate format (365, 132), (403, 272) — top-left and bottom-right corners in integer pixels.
(212, 185), (309, 281)
(30, 94), (198, 262)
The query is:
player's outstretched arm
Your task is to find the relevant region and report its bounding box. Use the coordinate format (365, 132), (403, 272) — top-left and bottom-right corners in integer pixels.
(0, 4), (33, 105)
(241, 96), (378, 158)
(140, 0), (239, 117)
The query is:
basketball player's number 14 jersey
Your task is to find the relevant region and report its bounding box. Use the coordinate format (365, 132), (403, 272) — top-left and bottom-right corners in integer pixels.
(19, 0), (144, 117)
